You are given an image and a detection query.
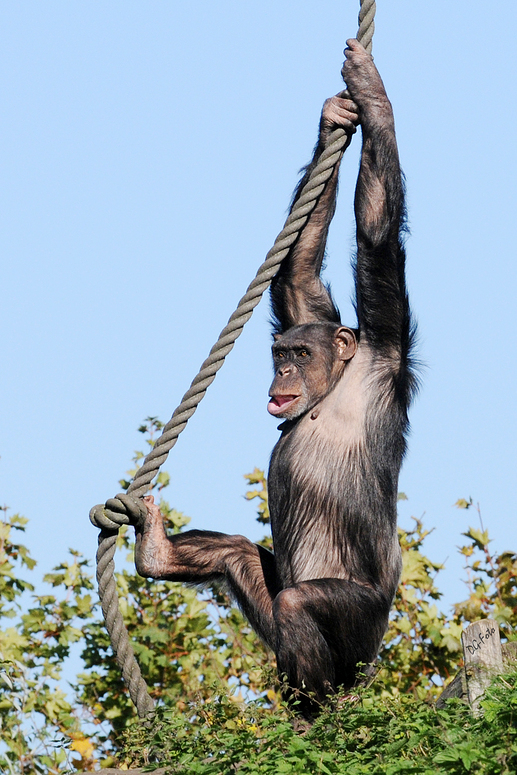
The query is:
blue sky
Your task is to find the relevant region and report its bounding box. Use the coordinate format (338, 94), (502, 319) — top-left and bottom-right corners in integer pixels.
(1, 1), (516, 613)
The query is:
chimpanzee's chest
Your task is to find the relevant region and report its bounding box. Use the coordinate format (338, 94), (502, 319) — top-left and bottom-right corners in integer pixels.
(268, 408), (367, 586)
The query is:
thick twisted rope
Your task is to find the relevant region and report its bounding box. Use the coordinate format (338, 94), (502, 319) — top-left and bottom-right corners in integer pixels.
(90, 0), (376, 719)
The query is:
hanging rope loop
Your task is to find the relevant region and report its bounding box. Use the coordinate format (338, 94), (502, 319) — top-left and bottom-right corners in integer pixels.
(90, 493), (147, 532)
(91, 0), (376, 719)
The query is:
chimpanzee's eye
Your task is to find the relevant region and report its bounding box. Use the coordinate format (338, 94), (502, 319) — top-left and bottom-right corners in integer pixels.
(277, 351), (285, 358)
(300, 350), (309, 358)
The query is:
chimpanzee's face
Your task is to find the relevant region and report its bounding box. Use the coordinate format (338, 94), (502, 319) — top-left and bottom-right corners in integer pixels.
(268, 323), (357, 420)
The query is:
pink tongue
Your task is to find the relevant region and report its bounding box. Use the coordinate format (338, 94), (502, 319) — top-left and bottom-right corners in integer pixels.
(275, 395), (295, 407)
(268, 395), (297, 416)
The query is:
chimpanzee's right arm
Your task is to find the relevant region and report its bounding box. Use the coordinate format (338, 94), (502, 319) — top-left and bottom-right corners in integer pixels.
(270, 93), (359, 334)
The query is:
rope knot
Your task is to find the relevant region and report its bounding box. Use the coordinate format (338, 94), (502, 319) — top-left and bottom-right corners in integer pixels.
(89, 492), (148, 532)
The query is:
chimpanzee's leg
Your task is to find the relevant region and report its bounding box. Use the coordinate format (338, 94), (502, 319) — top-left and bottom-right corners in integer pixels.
(134, 496), (279, 649)
(273, 578), (390, 716)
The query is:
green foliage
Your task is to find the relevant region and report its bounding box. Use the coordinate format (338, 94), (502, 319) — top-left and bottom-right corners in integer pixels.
(122, 673), (517, 773)
(244, 468), (270, 525)
(2, 426), (517, 771)
(453, 503), (517, 636)
(380, 518), (463, 700)
(0, 505), (98, 772)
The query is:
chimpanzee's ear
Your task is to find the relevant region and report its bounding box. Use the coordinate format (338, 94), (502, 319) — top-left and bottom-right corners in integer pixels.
(334, 326), (357, 361)
(273, 333), (282, 341)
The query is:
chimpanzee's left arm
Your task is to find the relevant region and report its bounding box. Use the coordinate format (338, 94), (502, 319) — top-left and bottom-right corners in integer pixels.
(343, 39), (415, 390)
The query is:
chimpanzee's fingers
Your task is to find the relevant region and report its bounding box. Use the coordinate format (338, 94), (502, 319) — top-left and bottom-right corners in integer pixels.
(322, 95), (359, 130)
(331, 106), (359, 125)
(142, 494), (163, 520)
(332, 92), (359, 111)
(345, 38), (365, 53)
(335, 98), (359, 116)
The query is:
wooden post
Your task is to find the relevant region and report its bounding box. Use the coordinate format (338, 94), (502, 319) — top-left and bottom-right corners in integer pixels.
(461, 619), (503, 714)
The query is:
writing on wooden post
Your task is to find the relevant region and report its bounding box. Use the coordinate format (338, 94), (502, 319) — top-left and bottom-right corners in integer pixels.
(461, 619), (502, 714)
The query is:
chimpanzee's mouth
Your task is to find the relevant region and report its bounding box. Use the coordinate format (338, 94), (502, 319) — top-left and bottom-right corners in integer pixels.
(267, 395), (300, 416)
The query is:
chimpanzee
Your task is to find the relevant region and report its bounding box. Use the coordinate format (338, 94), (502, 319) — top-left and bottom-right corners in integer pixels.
(133, 39), (416, 716)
